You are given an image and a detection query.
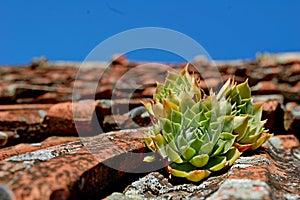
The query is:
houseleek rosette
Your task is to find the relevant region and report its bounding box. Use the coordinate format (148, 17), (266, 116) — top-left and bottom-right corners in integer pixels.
(143, 65), (272, 182)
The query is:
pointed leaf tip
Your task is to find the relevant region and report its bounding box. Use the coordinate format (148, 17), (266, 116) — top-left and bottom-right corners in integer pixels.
(237, 79), (251, 99)
(181, 63), (189, 76)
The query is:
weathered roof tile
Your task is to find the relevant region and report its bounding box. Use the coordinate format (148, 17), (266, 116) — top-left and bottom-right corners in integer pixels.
(0, 128), (148, 199)
(0, 55), (299, 199)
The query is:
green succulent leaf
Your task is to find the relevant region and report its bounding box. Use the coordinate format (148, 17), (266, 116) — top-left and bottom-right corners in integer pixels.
(169, 162), (195, 172)
(189, 154), (209, 167)
(177, 134), (188, 148)
(161, 130), (173, 143)
(217, 78), (232, 100)
(225, 147), (242, 166)
(229, 85), (242, 105)
(168, 167), (189, 178)
(144, 137), (156, 152)
(152, 134), (167, 149)
(220, 132), (237, 154)
(165, 73), (179, 88)
(184, 109), (196, 121)
(186, 170), (211, 182)
(219, 99), (232, 115)
(160, 118), (173, 133)
(180, 92), (195, 113)
(211, 139), (226, 157)
(168, 140), (179, 152)
(163, 100), (179, 118)
(252, 103), (263, 121)
(205, 156), (227, 171)
(199, 141), (214, 155)
(251, 132), (273, 150)
(181, 147), (197, 161)
(237, 79), (251, 99)
(166, 145), (183, 163)
(189, 138), (202, 153)
(242, 98), (253, 114)
(152, 102), (164, 117)
(171, 110), (182, 124)
(233, 116), (249, 141)
(220, 116), (234, 133)
(168, 164), (211, 182)
(171, 122), (181, 136)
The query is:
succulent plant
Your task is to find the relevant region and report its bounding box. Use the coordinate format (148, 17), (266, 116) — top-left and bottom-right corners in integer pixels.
(217, 78), (273, 151)
(143, 65), (273, 182)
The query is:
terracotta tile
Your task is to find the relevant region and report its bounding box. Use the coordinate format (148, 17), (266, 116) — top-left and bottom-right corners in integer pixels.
(280, 84), (300, 102)
(0, 131), (19, 147)
(0, 131), (8, 146)
(102, 113), (148, 132)
(0, 128), (148, 199)
(29, 77), (52, 85)
(0, 104), (53, 111)
(263, 66), (282, 75)
(132, 87), (156, 99)
(285, 63), (300, 76)
(284, 102), (300, 139)
(253, 94), (284, 104)
(251, 81), (281, 95)
(111, 54), (129, 66)
(276, 134), (299, 149)
(95, 84), (114, 99)
(0, 109), (47, 131)
(32, 92), (63, 103)
(44, 101), (97, 136)
(254, 99), (285, 134)
(96, 99), (146, 116)
(0, 136), (78, 161)
(102, 114), (129, 131)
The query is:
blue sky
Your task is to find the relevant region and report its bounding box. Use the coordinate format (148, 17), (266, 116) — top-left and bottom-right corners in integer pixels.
(1, 1), (299, 64)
